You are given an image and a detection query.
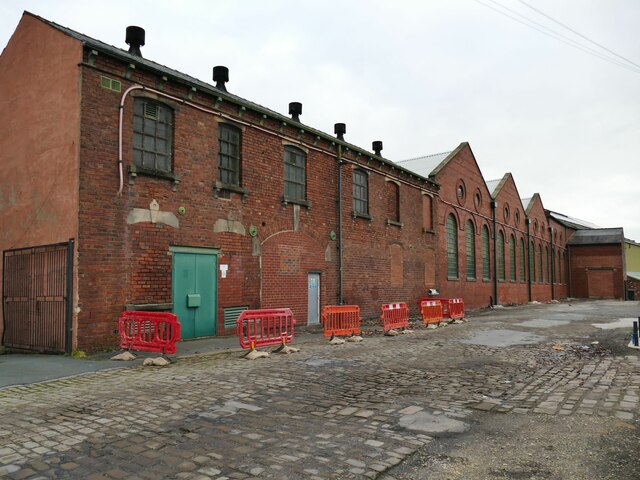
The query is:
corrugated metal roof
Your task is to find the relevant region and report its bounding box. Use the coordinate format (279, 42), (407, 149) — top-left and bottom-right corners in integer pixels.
(25, 12), (439, 188)
(395, 151), (452, 178)
(567, 228), (624, 245)
(548, 210), (600, 230)
(521, 197), (533, 209)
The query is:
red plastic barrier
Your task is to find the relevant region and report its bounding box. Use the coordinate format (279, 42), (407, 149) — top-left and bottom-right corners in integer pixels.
(118, 311), (181, 354)
(380, 303), (409, 332)
(321, 305), (361, 338)
(420, 300), (443, 325)
(236, 308), (296, 350)
(448, 298), (465, 320)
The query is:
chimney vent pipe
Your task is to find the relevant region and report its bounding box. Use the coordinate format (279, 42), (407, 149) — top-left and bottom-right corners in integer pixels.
(125, 26), (145, 57)
(334, 123), (346, 141)
(372, 141), (383, 156)
(213, 66), (229, 92)
(289, 102), (302, 122)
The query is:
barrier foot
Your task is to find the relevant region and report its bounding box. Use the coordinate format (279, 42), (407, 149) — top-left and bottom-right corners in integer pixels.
(385, 329), (399, 336)
(426, 323), (438, 330)
(245, 349), (270, 360)
(400, 328), (415, 334)
(275, 345), (300, 354)
(142, 356), (172, 366)
(346, 335), (363, 343)
(110, 350), (137, 361)
(451, 318), (464, 324)
(329, 337), (346, 345)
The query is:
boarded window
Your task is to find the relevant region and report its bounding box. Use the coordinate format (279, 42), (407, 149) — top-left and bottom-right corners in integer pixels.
(482, 225), (490, 280)
(497, 231), (505, 281)
(352, 169), (368, 215)
(446, 214), (458, 279)
(218, 124), (241, 186)
(284, 146), (306, 201)
(466, 220), (475, 279)
(133, 99), (173, 172)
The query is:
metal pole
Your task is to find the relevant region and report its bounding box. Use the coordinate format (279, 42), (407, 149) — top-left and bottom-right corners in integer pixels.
(65, 238), (75, 354)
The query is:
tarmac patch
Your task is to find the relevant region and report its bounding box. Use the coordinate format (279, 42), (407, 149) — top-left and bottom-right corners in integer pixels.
(398, 411), (468, 434)
(518, 319), (570, 328)
(460, 329), (546, 347)
(592, 318), (637, 330)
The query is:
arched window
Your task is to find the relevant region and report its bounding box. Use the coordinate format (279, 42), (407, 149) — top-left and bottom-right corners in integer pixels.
(466, 220), (476, 280)
(519, 238), (525, 282)
(529, 241), (536, 282)
(284, 145), (307, 202)
(545, 246), (550, 284)
(497, 231), (505, 281)
(557, 249), (562, 283)
(563, 252), (567, 284)
(352, 169), (369, 215)
(482, 225), (490, 280)
(446, 214), (458, 279)
(509, 234), (516, 281)
(538, 244), (543, 283)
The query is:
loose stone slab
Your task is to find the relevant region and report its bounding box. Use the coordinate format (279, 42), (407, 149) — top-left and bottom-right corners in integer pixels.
(592, 318), (637, 330)
(398, 411), (468, 434)
(459, 329), (546, 347)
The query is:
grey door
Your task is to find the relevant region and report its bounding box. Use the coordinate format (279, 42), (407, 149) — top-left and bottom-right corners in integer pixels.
(307, 273), (320, 324)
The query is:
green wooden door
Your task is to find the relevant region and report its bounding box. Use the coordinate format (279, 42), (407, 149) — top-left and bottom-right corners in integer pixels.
(172, 251), (218, 339)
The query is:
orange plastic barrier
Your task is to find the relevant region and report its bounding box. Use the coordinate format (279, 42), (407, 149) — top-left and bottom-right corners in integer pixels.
(236, 308), (296, 350)
(420, 300), (443, 325)
(380, 303), (409, 332)
(448, 298), (465, 320)
(321, 305), (361, 338)
(118, 311), (181, 354)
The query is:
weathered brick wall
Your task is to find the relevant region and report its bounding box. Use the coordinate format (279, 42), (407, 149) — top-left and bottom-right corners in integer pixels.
(76, 50), (438, 350)
(569, 244), (625, 299)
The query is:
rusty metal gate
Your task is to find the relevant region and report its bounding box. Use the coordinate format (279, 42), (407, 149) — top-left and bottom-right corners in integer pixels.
(2, 240), (74, 353)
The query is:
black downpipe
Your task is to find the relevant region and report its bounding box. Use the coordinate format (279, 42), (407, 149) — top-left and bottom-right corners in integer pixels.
(337, 145), (343, 305)
(526, 219), (532, 302)
(491, 200), (498, 305)
(549, 227), (555, 300)
(65, 238), (75, 354)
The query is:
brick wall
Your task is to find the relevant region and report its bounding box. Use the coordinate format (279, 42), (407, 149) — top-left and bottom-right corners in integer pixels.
(569, 244), (625, 299)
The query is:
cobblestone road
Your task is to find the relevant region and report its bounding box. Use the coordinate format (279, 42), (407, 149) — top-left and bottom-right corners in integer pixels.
(1, 300), (639, 479)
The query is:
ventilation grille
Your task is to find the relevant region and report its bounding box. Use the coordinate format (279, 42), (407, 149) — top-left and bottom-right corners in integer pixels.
(144, 102), (159, 119)
(224, 305), (248, 329)
(100, 76), (121, 92)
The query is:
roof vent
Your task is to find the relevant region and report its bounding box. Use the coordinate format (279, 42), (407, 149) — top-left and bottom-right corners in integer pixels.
(289, 102), (302, 122)
(372, 140), (383, 156)
(334, 123), (346, 141)
(213, 66), (229, 92)
(125, 26), (145, 57)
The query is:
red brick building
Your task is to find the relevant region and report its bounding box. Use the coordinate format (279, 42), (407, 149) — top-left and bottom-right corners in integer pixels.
(0, 13), (438, 352)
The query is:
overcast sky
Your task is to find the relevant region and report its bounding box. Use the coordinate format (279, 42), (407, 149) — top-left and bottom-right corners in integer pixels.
(2, 0), (639, 240)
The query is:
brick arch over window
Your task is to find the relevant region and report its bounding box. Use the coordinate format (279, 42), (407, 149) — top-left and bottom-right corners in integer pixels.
(466, 220), (476, 280)
(446, 214), (458, 279)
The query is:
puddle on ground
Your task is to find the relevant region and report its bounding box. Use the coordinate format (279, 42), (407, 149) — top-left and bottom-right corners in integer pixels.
(460, 329), (546, 347)
(517, 319), (570, 328)
(592, 318), (638, 330)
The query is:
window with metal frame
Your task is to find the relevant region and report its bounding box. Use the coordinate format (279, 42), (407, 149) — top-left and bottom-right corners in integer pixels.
(466, 220), (475, 279)
(530, 241), (536, 282)
(283, 146), (306, 202)
(482, 225), (490, 280)
(497, 231), (505, 281)
(218, 124), (241, 186)
(133, 99), (173, 172)
(446, 214), (458, 279)
(539, 244), (543, 283)
(352, 169), (368, 215)
(520, 238), (526, 281)
(510, 234), (516, 281)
